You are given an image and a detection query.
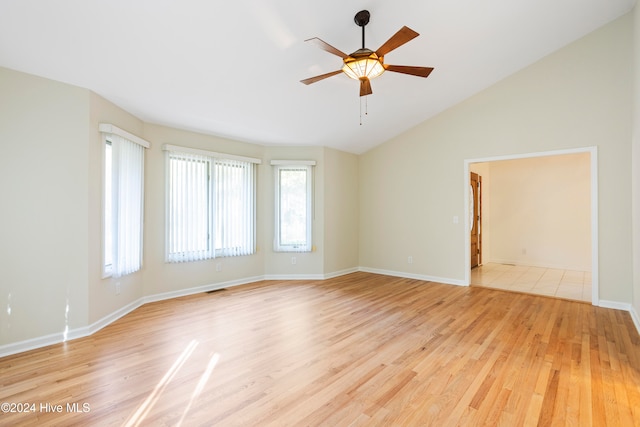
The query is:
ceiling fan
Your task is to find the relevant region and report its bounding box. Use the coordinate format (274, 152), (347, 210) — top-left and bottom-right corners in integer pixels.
(301, 10), (434, 97)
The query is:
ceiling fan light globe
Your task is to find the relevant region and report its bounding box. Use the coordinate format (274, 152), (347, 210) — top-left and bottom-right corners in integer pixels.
(342, 52), (385, 80)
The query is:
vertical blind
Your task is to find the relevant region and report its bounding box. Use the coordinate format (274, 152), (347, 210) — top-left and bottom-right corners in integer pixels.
(110, 134), (146, 277)
(164, 145), (259, 263)
(167, 152), (212, 262)
(215, 159), (256, 257)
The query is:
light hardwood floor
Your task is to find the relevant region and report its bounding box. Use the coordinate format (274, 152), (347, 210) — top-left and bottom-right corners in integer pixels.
(1, 272), (639, 426)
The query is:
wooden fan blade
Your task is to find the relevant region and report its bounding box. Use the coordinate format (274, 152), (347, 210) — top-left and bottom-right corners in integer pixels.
(360, 78), (372, 97)
(300, 70), (343, 85)
(375, 26), (419, 57)
(385, 65), (434, 78)
(305, 37), (349, 59)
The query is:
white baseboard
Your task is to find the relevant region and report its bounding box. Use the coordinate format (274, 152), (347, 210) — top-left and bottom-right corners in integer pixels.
(88, 298), (145, 336)
(324, 267), (360, 279)
(598, 300), (631, 311)
(262, 274), (326, 281)
(143, 275), (265, 304)
(0, 330), (77, 359)
(0, 276), (264, 359)
(358, 267), (467, 287)
(598, 300), (640, 337)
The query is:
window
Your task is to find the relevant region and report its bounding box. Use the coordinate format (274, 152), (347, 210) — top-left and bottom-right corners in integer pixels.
(100, 124), (149, 278)
(164, 145), (258, 262)
(272, 161), (315, 252)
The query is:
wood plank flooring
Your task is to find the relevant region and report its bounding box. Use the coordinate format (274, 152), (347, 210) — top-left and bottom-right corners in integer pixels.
(1, 272), (639, 426)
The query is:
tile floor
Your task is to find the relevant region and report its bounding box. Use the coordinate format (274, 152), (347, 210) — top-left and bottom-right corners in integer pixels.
(470, 262), (591, 303)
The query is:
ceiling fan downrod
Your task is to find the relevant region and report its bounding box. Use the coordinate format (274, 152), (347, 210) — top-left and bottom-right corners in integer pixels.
(354, 10), (370, 49)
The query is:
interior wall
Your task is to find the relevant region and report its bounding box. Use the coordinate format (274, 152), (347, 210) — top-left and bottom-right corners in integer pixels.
(359, 13), (633, 302)
(480, 153), (591, 271)
(323, 148), (359, 275)
(0, 67), (90, 345)
(632, 3), (640, 318)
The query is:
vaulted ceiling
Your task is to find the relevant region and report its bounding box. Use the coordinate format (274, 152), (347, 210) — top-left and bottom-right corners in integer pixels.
(0, 0), (635, 153)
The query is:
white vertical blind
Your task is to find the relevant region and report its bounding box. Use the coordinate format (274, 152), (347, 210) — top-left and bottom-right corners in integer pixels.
(110, 134), (145, 277)
(215, 159), (256, 257)
(166, 152), (213, 262)
(165, 147), (257, 262)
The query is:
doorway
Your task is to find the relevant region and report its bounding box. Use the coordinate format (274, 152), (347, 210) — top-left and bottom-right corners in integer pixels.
(464, 147), (598, 305)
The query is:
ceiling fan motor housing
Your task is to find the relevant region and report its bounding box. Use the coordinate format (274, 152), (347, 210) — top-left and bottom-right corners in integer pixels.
(354, 10), (370, 27)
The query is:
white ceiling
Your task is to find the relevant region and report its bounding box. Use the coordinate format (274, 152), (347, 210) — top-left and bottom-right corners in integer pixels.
(0, 0), (635, 154)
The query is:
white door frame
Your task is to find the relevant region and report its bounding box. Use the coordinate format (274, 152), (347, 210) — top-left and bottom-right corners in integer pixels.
(463, 146), (599, 306)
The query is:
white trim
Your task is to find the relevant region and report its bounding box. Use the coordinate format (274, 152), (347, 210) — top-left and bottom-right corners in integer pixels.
(589, 149), (599, 305)
(273, 164), (314, 252)
(162, 144), (261, 164)
(270, 160), (317, 166)
(0, 327), (89, 359)
(87, 298), (144, 336)
(463, 146), (599, 306)
(0, 276), (261, 358)
(99, 123), (150, 148)
(358, 267), (467, 286)
(324, 267), (360, 279)
(598, 300), (632, 311)
(263, 274), (326, 281)
(143, 276), (264, 304)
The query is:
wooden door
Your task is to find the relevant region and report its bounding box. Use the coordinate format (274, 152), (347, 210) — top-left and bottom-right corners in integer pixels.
(470, 172), (482, 268)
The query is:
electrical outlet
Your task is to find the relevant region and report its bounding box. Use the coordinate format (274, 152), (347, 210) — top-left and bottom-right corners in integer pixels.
(408, 256), (413, 264)
(291, 256), (297, 265)
(115, 282), (121, 295)
(216, 263), (222, 272)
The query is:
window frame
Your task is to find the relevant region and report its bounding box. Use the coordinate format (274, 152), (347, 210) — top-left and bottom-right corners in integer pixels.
(102, 137), (113, 278)
(272, 161), (315, 252)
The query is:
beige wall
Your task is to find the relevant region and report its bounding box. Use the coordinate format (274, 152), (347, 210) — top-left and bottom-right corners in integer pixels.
(359, 13), (633, 301)
(324, 148), (359, 275)
(0, 68), (90, 344)
(632, 3), (640, 319)
(474, 153), (591, 271)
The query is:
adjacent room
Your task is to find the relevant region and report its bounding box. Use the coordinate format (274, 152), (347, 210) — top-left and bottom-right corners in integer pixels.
(1, 1), (640, 425)
(469, 151), (593, 302)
